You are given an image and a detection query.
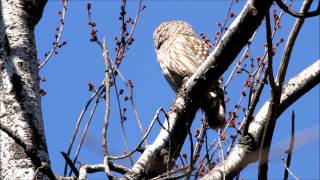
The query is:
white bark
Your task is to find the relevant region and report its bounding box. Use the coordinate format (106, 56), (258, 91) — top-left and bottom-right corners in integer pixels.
(201, 60), (320, 180)
(0, 0), (48, 179)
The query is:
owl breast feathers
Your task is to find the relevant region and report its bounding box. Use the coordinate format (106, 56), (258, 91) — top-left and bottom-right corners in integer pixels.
(153, 20), (226, 129)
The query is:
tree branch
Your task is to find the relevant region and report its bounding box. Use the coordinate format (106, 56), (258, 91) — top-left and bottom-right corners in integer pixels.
(258, 0), (312, 178)
(258, 10), (280, 179)
(0, 0), (50, 179)
(123, 0), (275, 179)
(275, 0), (320, 18)
(283, 110), (295, 180)
(201, 60), (320, 179)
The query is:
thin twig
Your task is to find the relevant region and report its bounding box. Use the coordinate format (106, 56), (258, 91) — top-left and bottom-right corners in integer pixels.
(218, 130), (226, 180)
(275, 0), (320, 18)
(63, 83), (104, 176)
(192, 120), (207, 161)
(109, 107), (163, 160)
(38, 0), (68, 70)
(61, 151), (79, 177)
(111, 72), (134, 164)
(70, 97), (102, 176)
(258, 10), (280, 180)
(283, 110), (295, 180)
(240, 71), (268, 134)
(265, 12), (277, 91)
(125, 0), (142, 46)
(150, 165), (192, 180)
(282, 160), (300, 180)
(225, 32), (256, 88)
(127, 81), (147, 145)
(214, 0), (237, 45)
(276, 0), (311, 87)
(185, 127), (194, 180)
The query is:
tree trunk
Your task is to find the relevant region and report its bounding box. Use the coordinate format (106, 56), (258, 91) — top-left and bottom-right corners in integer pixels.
(0, 0), (49, 179)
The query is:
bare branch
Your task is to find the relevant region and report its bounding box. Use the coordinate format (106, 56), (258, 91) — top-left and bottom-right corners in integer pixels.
(38, 0), (68, 70)
(275, 0), (320, 18)
(201, 60), (320, 179)
(61, 151), (79, 177)
(276, 0), (313, 87)
(109, 107), (163, 160)
(70, 97), (102, 176)
(63, 83), (105, 175)
(123, 0), (275, 179)
(281, 159), (299, 180)
(258, 10), (280, 179)
(283, 110), (295, 180)
(78, 162), (131, 180)
(265, 11), (277, 91)
(258, 1), (313, 178)
(102, 39), (112, 157)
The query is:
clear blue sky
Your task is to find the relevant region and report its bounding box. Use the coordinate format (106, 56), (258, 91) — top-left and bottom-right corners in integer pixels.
(36, 1), (319, 179)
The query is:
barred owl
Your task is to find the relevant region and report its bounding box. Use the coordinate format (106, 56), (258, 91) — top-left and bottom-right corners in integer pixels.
(153, 20), (226, 129)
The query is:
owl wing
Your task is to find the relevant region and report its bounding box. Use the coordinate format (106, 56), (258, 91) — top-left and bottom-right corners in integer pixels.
(156, 35), (210, 91)
(168, 35), (209, 77)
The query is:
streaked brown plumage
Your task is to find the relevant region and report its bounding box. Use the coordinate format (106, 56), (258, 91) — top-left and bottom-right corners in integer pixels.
(153, 20), (226, 129)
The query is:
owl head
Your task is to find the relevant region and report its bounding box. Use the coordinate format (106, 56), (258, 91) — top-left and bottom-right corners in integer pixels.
(153, 20), (195, 50)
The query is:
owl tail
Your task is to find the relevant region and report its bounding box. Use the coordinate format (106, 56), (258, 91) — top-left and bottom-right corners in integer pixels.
(200, 87), (226, 130)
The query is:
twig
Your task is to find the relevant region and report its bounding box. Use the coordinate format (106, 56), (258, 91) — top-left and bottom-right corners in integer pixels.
(150, 165), (192, 180)
(275, 0), (320, 18)
(258, 1), (313, 178)
(224, 35), (256, 88)
(202, 60), (320, 179)
(232, 0), (288, 134)
(127, 81), (147, 145)
(106, 66), (134, 164)
(258, 10), (280, 180)
(214, 0), (237, 45)
(238, 3), (289, 132)
(283, 110), (295, 180)
(281, 159), (299, 180)
(218, 130), (226, 180)
(38, 0), (68, 70)
(55, 176), (77, 180)
(265, 12), (277, 91)
(63, 83), (105, 176)
(125, 0), (142, 47)
(124, 0), (278, 178)
(70, 97), (102, 176)
(276, 0), (312, 87)
(192, 120), (207, 161)
(240, 71), (268, 134)
(109, 107), (163, 160)
(185, 127), (194, 180)
(74, 161), (132, 176)
(102, 39), (112, 157)
(61, 151), (79, 177)
(79, 163), (118, 180)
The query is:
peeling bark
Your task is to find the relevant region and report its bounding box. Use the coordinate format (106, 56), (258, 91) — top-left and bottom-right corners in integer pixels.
(0, 0), (49, 179)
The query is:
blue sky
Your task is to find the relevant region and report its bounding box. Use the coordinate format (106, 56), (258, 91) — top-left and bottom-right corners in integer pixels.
(36, 1), (319, 179)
